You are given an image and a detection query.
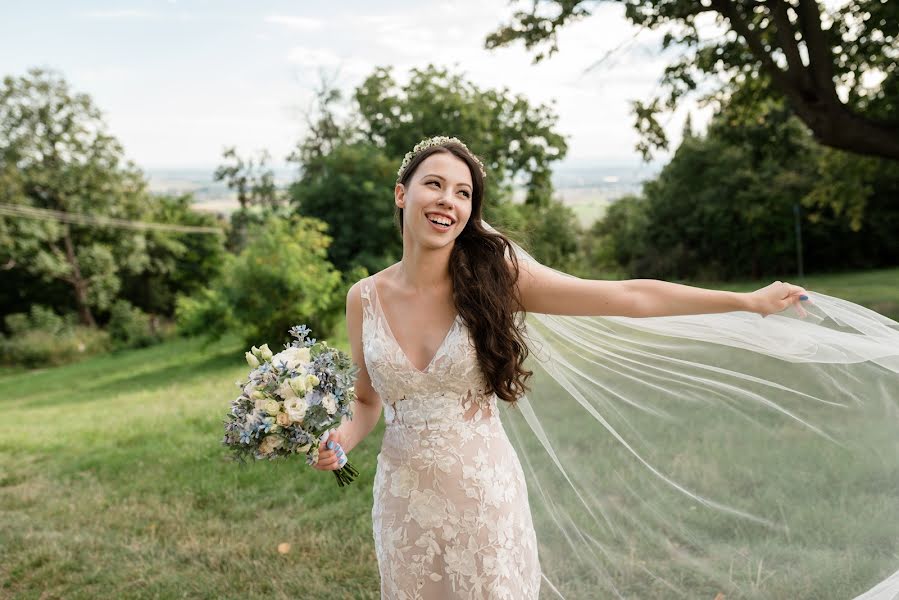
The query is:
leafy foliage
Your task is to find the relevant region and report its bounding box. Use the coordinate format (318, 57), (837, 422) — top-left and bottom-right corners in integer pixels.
(117, 193), (226, 316)
(0, 305), (110, 367)
(486, 0), (899, 161)
(0, 68), (152, 326)
(595, 90), (899, 280)
(290, 142), (399, 275)
(106, 299), (158, 350)
(175, 215), (345, 351)
(288, 64), (573, 273)
(354, 65), (568, 207)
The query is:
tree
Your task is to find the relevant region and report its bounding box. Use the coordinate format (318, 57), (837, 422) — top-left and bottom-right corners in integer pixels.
(214, 146), (287, 254)
(0, 68), (152, 326)
(214, 147), (281, 211)
(290, 142), (399, 275)
(288, 64), (571, 274)
(117, 193), (226, 317)
(485, 0), (899, 161)
(595, 87), (899, 280)
(287, 73), (357, 177)
(175, 215), (346, 350)
(353, 64), (568, 208)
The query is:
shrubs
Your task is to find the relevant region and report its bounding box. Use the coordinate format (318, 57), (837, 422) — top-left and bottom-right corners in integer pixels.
(0, 306), (110, 368)
(175, 215), (350, 350)
(107, 299), (160, 350)
(0, 301), (170, 368)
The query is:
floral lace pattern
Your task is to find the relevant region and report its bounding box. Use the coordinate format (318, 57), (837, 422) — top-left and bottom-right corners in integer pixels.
(361, 275), (542, 599)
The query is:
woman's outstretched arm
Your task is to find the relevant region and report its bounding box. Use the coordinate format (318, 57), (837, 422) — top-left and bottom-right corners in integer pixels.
(513, 259), (809, 318)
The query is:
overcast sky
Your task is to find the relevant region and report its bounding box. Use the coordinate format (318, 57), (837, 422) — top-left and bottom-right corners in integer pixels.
(0, 0), (715, 169)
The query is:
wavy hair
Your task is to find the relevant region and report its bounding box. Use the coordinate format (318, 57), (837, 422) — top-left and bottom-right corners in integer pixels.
(395, 139), (533, 405)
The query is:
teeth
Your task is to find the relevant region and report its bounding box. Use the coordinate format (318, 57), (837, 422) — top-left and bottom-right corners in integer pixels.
(427, 214), (452, 226)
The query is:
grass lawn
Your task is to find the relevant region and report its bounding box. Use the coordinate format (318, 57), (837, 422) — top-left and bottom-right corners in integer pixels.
(0, 332), (384, 599)
(1, 267), (897, 599)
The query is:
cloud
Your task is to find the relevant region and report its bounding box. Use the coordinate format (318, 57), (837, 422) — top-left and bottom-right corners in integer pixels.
(264, 15), (324, 31)
(286, 46), (343, 68)
(83, 10), (154, 19)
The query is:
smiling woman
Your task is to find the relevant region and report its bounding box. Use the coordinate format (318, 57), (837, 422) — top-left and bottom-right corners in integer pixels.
(317, 135), (899, 600)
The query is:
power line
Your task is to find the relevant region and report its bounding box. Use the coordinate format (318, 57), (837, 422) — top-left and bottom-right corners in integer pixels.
(0, 202), (225, 235)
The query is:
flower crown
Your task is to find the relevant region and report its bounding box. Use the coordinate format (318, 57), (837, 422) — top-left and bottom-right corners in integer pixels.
(395, 135), (487, 183)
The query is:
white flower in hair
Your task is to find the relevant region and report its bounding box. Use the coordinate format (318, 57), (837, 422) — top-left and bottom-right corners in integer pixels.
(396, 135), (487, 183)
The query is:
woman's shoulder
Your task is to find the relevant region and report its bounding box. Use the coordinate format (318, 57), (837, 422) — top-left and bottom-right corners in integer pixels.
(347, 264), (397, 305)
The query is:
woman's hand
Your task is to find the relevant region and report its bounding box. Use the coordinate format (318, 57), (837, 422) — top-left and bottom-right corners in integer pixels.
(312, 429), (347, 471)
(748, 280), (810, 318)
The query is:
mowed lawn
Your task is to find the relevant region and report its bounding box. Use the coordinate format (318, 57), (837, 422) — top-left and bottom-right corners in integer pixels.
(1, 267), (897, 599)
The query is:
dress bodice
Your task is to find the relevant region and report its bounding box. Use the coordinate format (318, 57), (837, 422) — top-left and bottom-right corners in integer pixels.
(359, 274), (498, 430)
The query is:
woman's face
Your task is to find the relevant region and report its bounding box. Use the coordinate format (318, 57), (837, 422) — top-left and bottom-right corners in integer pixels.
(397, 151), (474, 247)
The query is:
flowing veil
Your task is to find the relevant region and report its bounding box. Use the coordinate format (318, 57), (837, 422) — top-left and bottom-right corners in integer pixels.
(480, 220), (899, 599)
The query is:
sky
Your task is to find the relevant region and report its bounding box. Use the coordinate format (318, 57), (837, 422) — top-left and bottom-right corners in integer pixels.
(0, 0), (715, 170)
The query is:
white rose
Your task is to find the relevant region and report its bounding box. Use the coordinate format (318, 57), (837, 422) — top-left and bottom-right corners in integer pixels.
(305, 374), (319, 388)
(322, 393), (338, 416)
(284, 396), (307, 423)
(272, 346), (311, 371)
(276, 379), (297, 400)
(263, 400), (281, 416)
(258, 343), (273, 361)
(245, 352), (260, 368)
(288, 376), (307, 396)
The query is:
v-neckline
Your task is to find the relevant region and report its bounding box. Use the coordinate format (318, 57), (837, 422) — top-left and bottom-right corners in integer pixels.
(370, 274), (460, 375)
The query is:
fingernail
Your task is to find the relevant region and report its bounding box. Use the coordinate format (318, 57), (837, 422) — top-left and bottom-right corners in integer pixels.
(800, 295), (808, 301)
(327, 441), (334, 450)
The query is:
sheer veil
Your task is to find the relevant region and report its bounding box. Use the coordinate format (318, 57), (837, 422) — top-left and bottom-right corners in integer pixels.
(480, 220), (899, 599)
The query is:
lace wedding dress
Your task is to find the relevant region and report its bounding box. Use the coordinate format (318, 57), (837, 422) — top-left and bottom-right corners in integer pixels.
(360, 274), (542, 599)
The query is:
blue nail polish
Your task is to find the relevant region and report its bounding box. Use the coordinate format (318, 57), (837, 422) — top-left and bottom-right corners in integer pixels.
(327, 441), (334, 450)
(800, 295), (808, 301)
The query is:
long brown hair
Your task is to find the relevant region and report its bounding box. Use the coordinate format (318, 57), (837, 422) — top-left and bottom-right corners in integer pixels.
(396, 138), (533, 405)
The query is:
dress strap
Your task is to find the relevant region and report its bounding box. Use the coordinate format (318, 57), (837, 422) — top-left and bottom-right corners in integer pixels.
(359, 275), (375, 319)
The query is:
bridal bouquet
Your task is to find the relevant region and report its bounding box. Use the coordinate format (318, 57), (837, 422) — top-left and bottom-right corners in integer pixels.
(221, 324), (360, 487)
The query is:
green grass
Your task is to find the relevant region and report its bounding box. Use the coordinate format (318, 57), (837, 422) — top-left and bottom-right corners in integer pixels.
(0, 330), (384, 600)
(1, 268), (897, 599)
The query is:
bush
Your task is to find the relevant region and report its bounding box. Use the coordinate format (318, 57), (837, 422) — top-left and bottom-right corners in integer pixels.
(518, 200), (586, 276)
(106, 299), (159, 350)
(174, 214), (347, 350)
(0, 307), (110, 368)
(174, 285), (234, 339)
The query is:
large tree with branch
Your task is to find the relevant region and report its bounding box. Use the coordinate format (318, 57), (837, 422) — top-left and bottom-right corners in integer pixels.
(485, 0), (898, 161)
(1, 68), (152, 326)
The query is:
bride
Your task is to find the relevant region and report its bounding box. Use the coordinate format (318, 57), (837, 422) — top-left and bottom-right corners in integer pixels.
(312, 136), (898, 599)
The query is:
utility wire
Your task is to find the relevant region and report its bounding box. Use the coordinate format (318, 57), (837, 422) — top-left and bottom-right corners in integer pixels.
(0, 202), (225, 235)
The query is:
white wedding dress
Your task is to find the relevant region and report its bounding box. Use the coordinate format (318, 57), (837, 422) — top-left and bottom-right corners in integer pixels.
(360, 274), (543, 599)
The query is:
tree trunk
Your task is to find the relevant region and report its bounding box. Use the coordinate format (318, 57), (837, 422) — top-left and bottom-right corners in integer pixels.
(61, 225), (97, 328)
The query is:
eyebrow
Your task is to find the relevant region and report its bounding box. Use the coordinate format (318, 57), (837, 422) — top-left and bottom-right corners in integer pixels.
(421, 173), (472, 189)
